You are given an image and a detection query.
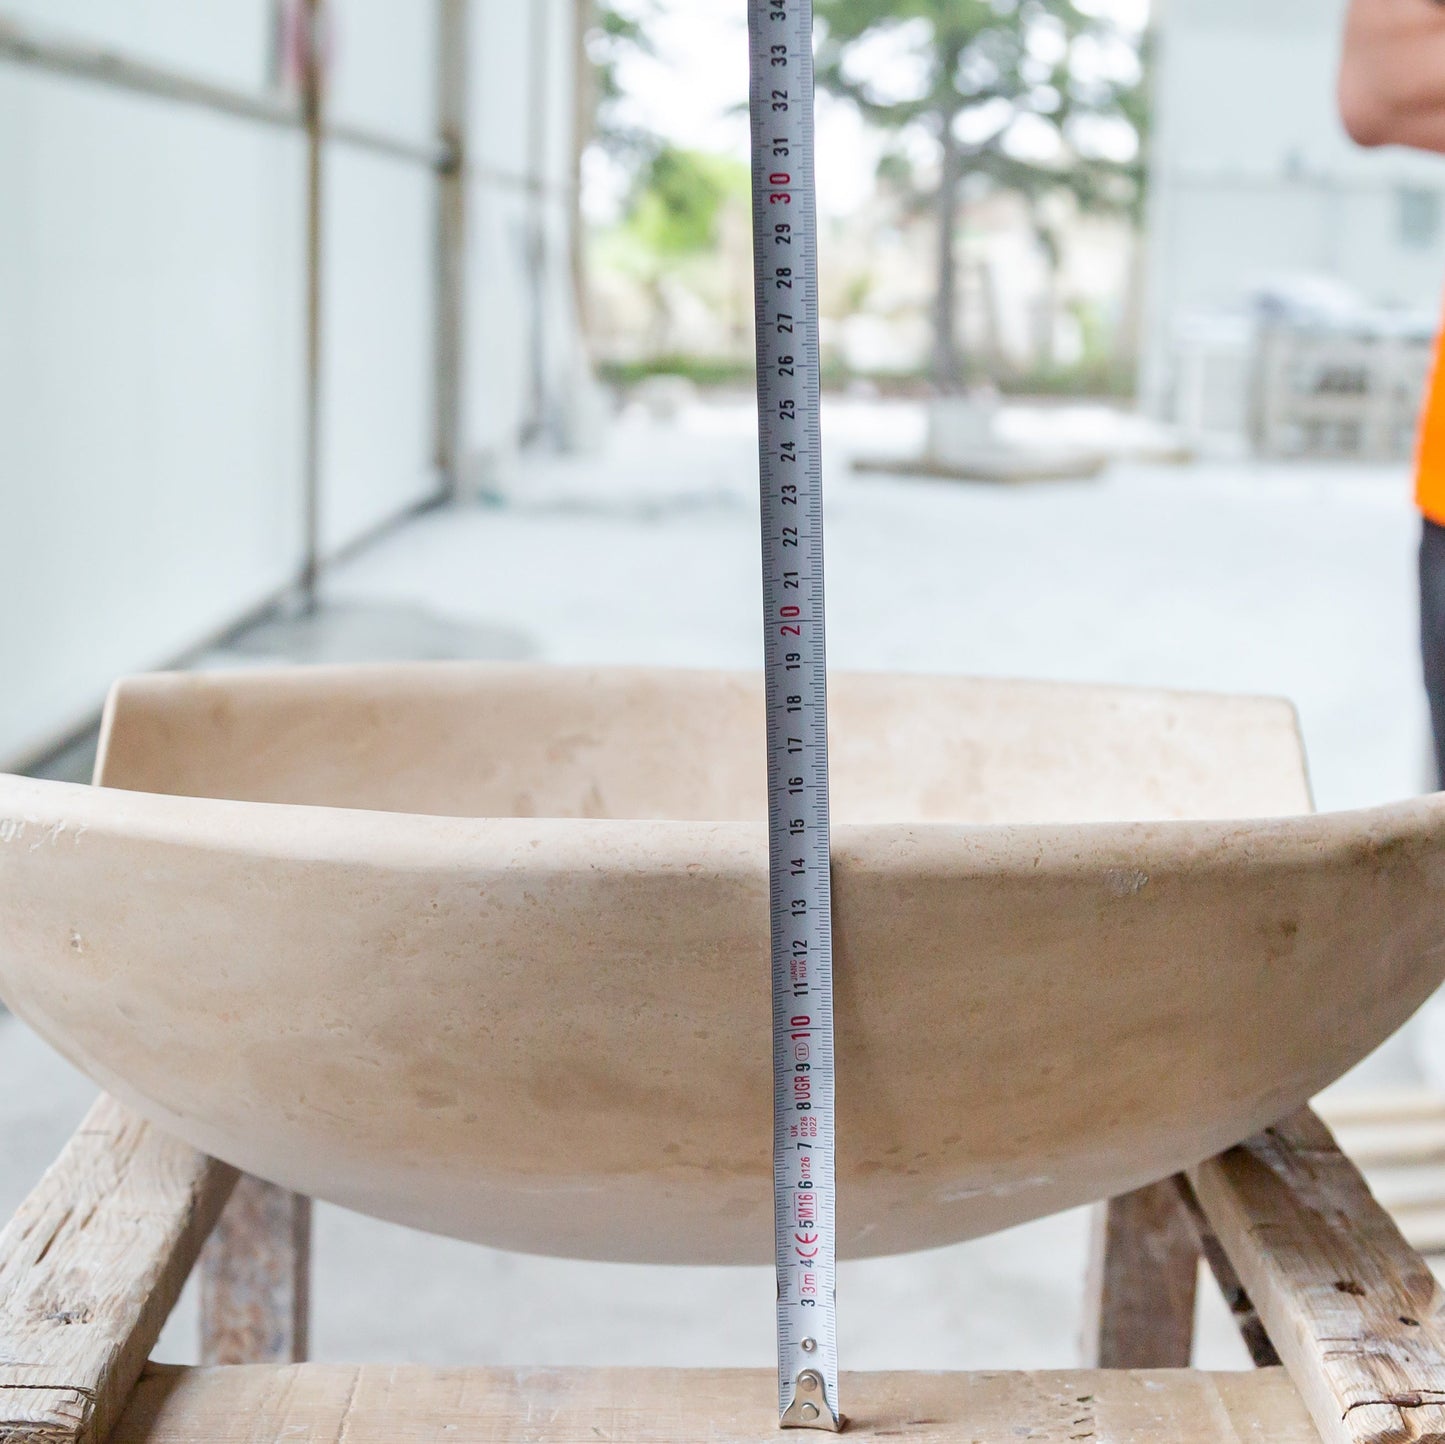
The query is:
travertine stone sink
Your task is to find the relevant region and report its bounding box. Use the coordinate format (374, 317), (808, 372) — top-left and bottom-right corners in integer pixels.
(0, 663), (1441, 1264)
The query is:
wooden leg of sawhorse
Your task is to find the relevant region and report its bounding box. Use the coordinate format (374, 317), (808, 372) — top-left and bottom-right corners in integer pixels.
(1082, 1176), (1200, 1367)
(199, 1174), (312, 1364)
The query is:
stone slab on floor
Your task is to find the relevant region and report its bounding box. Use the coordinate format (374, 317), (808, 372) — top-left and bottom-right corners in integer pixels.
(853, 445), (1109, 483)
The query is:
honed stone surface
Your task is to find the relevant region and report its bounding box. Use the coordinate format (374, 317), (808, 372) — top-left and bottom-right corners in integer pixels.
(0, 662), (1440, 1265)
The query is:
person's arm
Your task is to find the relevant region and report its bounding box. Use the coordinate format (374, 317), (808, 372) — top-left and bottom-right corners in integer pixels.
(1339, 0), (1445, 150)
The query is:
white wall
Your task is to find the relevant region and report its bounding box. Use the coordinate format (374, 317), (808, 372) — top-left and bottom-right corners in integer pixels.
(327, 0), (440, 145)
(0, 0), (273, 92)
(0, 60), (308, 765)
(321, 146), (440, 552)
(463, 0), (582, 474)
(0, 0), (582, 766)
(1142, 0), (1445, 412)
(320, 0), (443, 551)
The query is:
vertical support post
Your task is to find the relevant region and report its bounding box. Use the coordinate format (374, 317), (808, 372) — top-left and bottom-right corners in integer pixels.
(523, 0), (551, 443)
(200, 1174), (312, 1365)
(570, 0), (593, 338)
(435, 0), (469, 499)
(1082, 1176), (1200, 1368)
(298, 0), (327, 610)
(1173, 1176), (1280, 1367)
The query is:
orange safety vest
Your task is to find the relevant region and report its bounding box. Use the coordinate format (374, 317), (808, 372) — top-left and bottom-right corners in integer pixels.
(1419, 315), (1445, 525)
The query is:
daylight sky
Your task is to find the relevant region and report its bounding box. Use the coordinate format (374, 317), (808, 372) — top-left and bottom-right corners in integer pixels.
(591, 1), (1152, 220)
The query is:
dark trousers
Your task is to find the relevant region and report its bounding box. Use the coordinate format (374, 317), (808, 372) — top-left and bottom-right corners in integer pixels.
(1423, 518), (1445, 788)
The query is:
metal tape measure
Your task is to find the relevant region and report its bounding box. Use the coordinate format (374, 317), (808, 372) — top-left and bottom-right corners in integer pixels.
(747, 0), (840, 1429)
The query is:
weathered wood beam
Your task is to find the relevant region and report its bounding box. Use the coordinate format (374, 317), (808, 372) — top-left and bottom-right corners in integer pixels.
(1191, 1107), (1445, 1444)
(110, 1361), (1324, 1444)
(200, 1176), (311, 1366)
(1172, 1177), (1280, 1367)
(0, 1095), (236, 1443)
(1082, 1177), (1200, 1368)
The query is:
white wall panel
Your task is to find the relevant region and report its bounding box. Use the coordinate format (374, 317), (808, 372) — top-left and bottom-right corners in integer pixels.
(0, 0), (581, 762)
(0, 69), (306, 765)
(327, 0), (439, 145)
(469, 0), (535, 182)
(540, 0), (576, 190)
(320, 145), (439, 553)
(462, 0), (581, 469)
(0, 0), (274, 96)
(465, 183), (535, 454)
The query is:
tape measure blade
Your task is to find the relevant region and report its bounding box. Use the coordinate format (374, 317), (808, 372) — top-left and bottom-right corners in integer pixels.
(747, 0), (840, 1430)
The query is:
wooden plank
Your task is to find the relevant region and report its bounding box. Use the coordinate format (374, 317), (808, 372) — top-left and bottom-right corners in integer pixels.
(111, 1363), (1323, 1444)
(1191, 1107), (1445, 1444)
(199, 1175), (311, 1365)
(0, 1095), (235, 1443)
(1173, 1178), (1280, 1367)
(1082, 1178), (1200, 1367)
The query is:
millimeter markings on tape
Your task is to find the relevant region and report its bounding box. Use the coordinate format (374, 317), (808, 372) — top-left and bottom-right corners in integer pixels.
(747, 0), (840, 1431)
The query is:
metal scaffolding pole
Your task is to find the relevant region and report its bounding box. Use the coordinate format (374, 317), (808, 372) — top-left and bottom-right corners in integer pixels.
(435, 0), (470, 500)
(297, 0), (326, 612)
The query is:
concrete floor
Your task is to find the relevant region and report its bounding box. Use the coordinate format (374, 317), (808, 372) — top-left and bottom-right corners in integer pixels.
(5, 396), (1430, 1371)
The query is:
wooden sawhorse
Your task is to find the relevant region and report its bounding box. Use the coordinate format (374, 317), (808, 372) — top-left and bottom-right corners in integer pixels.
(0, 1100), (1440, 1442)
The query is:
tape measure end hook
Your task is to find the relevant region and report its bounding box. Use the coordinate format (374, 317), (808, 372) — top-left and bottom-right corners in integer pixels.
(779, 1370), (844, 1432)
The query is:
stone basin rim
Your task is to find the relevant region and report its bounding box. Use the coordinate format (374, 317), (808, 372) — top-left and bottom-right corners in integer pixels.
(1, 771), (1434, 875)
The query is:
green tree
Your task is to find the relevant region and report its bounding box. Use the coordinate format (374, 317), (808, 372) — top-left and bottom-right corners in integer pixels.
(598, 145), (751, 350)
(582, 0), (662, 166)
(573, 1), (661, 331)
(626, 146), (749, 258)
(815, 0), (1148, 389)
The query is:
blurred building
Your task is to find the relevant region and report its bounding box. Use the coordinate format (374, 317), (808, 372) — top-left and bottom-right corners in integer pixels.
(0, 0), (583, 767)
(1142, 0), (1445, 437)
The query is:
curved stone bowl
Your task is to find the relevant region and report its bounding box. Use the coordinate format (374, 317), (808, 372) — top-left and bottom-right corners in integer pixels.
(0, 663), (1441, 1265)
